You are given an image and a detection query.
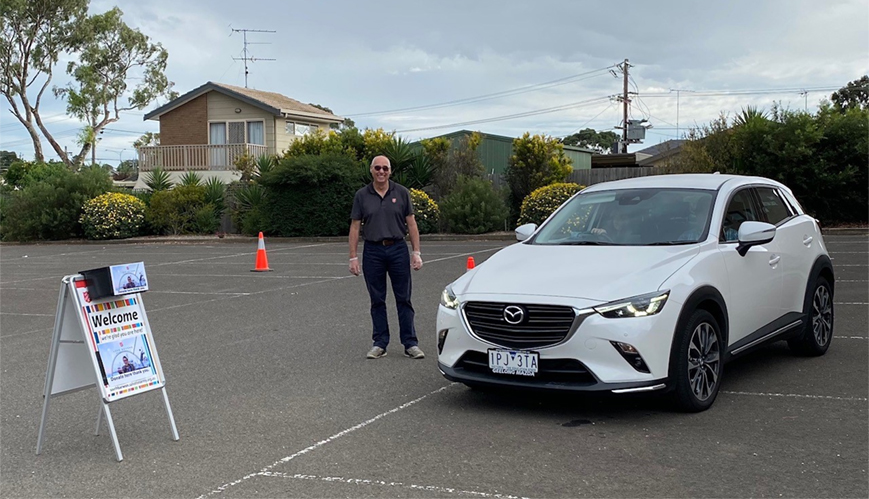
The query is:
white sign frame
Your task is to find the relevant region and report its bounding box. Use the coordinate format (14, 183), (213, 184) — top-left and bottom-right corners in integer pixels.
(36, 274), (179, 462)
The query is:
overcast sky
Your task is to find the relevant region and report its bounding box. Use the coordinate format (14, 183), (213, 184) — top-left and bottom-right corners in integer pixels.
(2, 0), (867, 164)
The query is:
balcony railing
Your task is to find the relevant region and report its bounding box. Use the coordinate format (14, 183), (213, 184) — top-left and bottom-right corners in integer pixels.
(137, 144), (269, 172)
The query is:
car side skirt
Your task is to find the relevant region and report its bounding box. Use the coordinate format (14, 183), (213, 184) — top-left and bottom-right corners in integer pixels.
(727, 311), (806, 358)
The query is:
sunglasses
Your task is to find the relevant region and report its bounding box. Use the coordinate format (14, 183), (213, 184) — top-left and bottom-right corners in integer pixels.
(373, 165), (390, 172)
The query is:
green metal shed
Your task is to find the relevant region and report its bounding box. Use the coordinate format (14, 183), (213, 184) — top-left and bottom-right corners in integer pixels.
(414, 130), (593, 175)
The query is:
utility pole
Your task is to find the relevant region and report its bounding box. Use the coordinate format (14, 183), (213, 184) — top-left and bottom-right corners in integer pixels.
(230, 28), (276, 88)
(621, 58), (629, 153)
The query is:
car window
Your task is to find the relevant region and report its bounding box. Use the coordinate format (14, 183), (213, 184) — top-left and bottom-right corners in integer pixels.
(531, 188), (715, 246)
(755, 187), (793, 225)
(721, 189), (758, 242)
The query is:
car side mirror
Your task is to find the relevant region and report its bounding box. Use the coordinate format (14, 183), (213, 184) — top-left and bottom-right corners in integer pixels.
(736, 221), (776, 256)
(515, 223), (537, 242)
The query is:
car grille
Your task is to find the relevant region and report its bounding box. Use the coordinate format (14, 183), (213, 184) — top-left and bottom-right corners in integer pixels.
(462, 301), (576, 349)
(455, 351), (595, 384)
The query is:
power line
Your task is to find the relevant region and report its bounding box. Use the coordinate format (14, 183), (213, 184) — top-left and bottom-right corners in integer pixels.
(347, 65), (616, 117)
(395, 95), (612, 134)
(558, 101), (616, 138)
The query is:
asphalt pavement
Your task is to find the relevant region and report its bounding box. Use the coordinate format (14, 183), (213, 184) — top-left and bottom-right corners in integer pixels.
(0, 235), (866, 498)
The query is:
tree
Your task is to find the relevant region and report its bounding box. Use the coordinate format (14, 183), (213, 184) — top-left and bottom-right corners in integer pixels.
(54, 7), (177, 166)
(505, 133), (573, 220)
(0, 150), (19, 173)
(133, 131), (160, 148)
(309, 102), (354, 129)
(561, 128), (619, 153)
(831, 75), (869, 112)
(1, 0), (89, 162)
(1, 2), (175, 167)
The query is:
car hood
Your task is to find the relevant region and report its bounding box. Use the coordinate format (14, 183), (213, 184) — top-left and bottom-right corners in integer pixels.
(453, 243), (700, 303)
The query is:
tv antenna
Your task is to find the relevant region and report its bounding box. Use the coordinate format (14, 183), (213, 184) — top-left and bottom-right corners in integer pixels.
(230, 27), (276, 88)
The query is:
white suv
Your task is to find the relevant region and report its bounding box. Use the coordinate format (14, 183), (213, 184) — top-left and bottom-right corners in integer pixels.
(436, 174), (834, 411)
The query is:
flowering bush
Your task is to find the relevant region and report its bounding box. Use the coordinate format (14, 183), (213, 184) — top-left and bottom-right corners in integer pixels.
(410, 188), (440, 234)
(518, 182), (584, 226)
(80, 193), (146, 240)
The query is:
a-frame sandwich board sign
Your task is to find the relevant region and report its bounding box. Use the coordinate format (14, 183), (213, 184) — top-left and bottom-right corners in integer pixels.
(36, 272), (179, 461)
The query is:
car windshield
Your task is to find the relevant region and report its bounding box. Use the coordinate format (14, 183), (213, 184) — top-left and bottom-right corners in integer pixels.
(531, 188), (716, 246)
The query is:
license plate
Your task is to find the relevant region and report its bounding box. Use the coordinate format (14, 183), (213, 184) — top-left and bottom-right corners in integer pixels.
(488, 349), (538, 376)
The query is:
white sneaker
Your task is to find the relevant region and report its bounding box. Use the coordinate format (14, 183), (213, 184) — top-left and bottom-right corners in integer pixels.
(404, 346), (425, 359)
(366, 346), (387, 359)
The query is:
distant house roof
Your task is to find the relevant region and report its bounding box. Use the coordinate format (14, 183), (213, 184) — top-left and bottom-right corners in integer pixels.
(143, 81), (344, 123)
(421, 129), (596, 154)
(636, 139), (686, 166)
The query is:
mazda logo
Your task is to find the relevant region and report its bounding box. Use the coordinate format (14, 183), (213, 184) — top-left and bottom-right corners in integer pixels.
(503, 305), (525, 325)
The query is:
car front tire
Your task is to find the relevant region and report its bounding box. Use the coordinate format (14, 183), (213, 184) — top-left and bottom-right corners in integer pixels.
(788, 275), (834, 356)
(670, 309), (723, 412)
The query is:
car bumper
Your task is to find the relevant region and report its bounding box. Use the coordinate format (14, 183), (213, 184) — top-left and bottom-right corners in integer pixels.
(436, 295), (682, 392)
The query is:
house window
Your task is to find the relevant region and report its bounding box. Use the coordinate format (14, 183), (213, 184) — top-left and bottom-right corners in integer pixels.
(209, 120), (265, 144)
(285, 120), (317, 136)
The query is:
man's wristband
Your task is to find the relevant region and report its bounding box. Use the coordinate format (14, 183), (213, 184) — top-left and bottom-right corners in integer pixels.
(412, 251), (421, 256)
(349, 257), (358, 261)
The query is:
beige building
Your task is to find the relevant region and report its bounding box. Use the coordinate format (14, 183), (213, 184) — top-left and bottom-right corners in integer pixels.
(135, 82), (343, 189)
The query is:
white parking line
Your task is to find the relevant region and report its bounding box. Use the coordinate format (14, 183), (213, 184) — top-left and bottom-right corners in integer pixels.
(722, 391), (868, 402)
(197, 384), (457, 498)
(834, 336), (867, 339)
(0, 312), (54, 317)
(259, 471), (530, 499)
(834, 302), (869, 305)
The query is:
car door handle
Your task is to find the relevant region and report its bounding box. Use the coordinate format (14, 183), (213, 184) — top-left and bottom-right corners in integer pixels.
(803, 236), (813, 246)
(769, 255), (781, 266)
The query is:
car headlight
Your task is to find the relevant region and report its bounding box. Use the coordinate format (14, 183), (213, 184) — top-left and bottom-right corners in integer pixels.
(594, 291), (669, 318)
(440, 286), (459, 309)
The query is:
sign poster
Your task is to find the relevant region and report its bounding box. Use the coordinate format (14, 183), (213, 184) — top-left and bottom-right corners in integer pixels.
(73, 279), (163, 402)
(110, 262), (149, 296)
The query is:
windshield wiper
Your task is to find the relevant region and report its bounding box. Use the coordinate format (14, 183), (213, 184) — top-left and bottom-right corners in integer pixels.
(558, 241), (608, 245)
(646, 240), (692, 245)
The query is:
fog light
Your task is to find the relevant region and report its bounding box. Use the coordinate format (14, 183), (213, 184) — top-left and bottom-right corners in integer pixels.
(615, 342), (638, 354)
(437, 329), (449, 354)
(610, 341), (649, 373)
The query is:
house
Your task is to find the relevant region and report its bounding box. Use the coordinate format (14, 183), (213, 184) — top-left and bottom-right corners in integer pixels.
(135, 82), (343, 189)
(413, 130), (594, 176)
(636, 139), (686, 167)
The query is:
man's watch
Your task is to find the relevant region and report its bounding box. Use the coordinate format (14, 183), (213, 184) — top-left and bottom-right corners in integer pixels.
(412, 251), (421, 256)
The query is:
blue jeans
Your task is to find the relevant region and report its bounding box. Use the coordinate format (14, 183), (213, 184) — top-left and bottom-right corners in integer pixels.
(362, 241), (418, 349)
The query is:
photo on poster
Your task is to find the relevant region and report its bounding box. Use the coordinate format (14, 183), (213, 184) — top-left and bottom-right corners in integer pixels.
(110, 262), (148, 296)
(95, 334), (157, 390)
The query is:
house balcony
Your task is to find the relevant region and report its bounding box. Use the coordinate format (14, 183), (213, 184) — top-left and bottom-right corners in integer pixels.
(137, 144), (269, 172)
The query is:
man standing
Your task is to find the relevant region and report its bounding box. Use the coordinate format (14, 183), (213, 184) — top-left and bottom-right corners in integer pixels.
(349, 155), (425, 360)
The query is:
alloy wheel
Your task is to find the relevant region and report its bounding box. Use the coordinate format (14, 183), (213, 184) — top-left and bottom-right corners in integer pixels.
(812, 285), (833, 347)
(687, 322), (720, 401)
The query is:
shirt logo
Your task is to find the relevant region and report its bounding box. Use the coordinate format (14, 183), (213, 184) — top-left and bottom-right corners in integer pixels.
(392, 198), (396, 203)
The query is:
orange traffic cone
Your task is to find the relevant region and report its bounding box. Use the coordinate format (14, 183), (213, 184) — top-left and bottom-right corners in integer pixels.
(466, 256), (475, 272)
(251, 232), (273, 272)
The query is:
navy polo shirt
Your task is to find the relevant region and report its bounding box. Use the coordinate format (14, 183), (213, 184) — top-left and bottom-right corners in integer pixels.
(351, 181), (414, 242)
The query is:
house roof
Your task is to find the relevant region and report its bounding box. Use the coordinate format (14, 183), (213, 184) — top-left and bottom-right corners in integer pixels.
(636, 139), (686, 166)
(421, 129), (596, 154)
(143, 81), (344, 123)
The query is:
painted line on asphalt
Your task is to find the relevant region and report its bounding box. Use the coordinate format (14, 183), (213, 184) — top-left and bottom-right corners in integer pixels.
(0, 312), (54, 317)
(150, 290), (252, 296)
(147, 243), (330, 268)
(722, 391), (867, 402)
(146, 273), (345, 279)
(258, 471), (530, 499)
(837, 279), (868, 282)
(834, 336), (867, 339)
(0, 276), (60, 285)
(834, 302), (868, 305)
(828, 252), (868, 254)
(198, 384), (458, 498)
(834, 264), (868, 267)
(0, 327), (52, 339)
